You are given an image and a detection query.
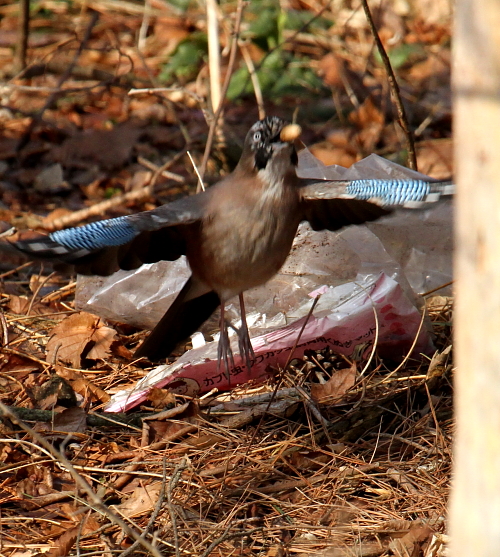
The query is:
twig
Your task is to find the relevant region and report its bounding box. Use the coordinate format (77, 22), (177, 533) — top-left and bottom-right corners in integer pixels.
(244, 295), (321, 456)
(16, 57), (115, 81)
(208, 387), (301, 413)
(137, 0), (151, 52)
(17, 9), (100, 154)
(44, 186), (155, 232)
(6, 82), (108, 95)
(239, 41), (265, 119)
(26, 271), (56, 316)
(73, 0), (162, 16)
(198, 0), (246, 187)
(421, 280), (454, 297)
(0, 261), (34, 280)
(353, 280), (380, 377)
(76, 510), (90, 557)
(0, 401), (163, 557)
(167, 458), (188, 557)
(199, 527), (262, 557)
(137, 154), (186, 183)
(370, 307), (428, 392)
(206, 0), (222, 112)
(2, 406), (148, 432)
(187, 151), (205, 191)
(0, 310), (8, 348)
(424, 382), (442, 442)
(359, 0), (417, 170)
(118, 458), (171, 557)
(111, 455), (144, 493)
(128, 87), (205, 106)
(369, 432), (430, 452)
(40, 281), (77, 303)
(16, 0), (30, 72)
(6, 310), (75, 323)
(294, 384), (332, 443)
(1, 347), (51, 366)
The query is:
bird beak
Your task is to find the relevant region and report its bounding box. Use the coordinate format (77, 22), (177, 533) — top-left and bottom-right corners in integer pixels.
(280, 124), (302, 143)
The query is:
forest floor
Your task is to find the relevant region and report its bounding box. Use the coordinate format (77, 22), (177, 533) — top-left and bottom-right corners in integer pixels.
(0, 0), (453, 555)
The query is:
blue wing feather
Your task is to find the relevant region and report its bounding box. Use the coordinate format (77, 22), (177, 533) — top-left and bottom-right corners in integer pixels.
(50, 216), (138, 251)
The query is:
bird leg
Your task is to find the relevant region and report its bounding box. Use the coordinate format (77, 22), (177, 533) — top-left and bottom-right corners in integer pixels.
(237, 293), (255, 372)
(219, 294), (255, 379)
(217, 302), (235, 381)
(226, 294), (255, 372)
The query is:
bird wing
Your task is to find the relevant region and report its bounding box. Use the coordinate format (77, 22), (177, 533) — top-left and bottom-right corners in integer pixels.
(11, 189), (213, 276)
(299, 178), (454, 231)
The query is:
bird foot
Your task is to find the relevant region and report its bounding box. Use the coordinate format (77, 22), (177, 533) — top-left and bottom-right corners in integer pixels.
(228, 320), (255, 373)
(217, 320), (235, 381)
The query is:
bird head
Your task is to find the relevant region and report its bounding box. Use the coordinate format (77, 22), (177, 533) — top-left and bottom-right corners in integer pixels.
(238, 117), (302, 177)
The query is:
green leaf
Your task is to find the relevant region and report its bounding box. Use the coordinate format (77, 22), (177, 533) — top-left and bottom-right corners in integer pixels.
(283, 10), (332, 31)
(159, 34), (208, 83)
(248, 5), (280, 49)
(165, 0), (194, 11)
(227, 50), (325, 101)
(374, 43), (424, 70)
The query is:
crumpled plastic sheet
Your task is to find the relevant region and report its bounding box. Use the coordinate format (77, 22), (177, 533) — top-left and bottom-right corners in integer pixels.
(73, 152), (453, 412)
(105, 273), (433, 412)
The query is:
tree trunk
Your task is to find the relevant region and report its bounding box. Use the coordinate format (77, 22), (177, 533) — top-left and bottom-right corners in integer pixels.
(451, 0), (500, 555)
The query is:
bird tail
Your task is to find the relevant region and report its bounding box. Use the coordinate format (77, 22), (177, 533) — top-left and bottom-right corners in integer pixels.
(134, 277), (221, 361)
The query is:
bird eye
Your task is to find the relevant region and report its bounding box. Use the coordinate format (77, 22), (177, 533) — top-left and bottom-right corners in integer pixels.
(253, 131), (261, 142)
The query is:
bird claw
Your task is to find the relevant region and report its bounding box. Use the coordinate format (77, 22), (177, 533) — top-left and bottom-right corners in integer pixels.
(217, 320), (235, 381)
(226, 319), (255, 373)
(218, 317), (255, 382)
(235, 321), (255, 373)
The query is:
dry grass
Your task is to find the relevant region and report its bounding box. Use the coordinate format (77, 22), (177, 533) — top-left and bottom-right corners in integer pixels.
(0, 287), (453, 557)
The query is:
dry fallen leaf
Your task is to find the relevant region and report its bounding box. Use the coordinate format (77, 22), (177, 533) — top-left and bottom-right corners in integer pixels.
(147, 401), (201, 443)
(46, 312), (117, 367)
(389, 521), (433, 557)
(36, 374), (77, 409)
(53, 407), (87, 433)
(349, 96), (385, 153)
(147, 387), (177, 409)
(7, 294), (53, 316)
(116, 482), (163, 518)
(416, 138), (453, 178)
(349, 96), (384, 129)
(310, 363), (357, 403)
(48, 526), (79, 557)
(57, 366), (111, 404)
(49, 123), (143, 170)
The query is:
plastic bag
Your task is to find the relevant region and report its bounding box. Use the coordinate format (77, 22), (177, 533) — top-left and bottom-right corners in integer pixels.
(72, 151), (453, 410)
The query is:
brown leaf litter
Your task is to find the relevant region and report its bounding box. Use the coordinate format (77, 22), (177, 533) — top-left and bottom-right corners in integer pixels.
(0, 280), (453, 556)
(0, 0), (454, 553)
